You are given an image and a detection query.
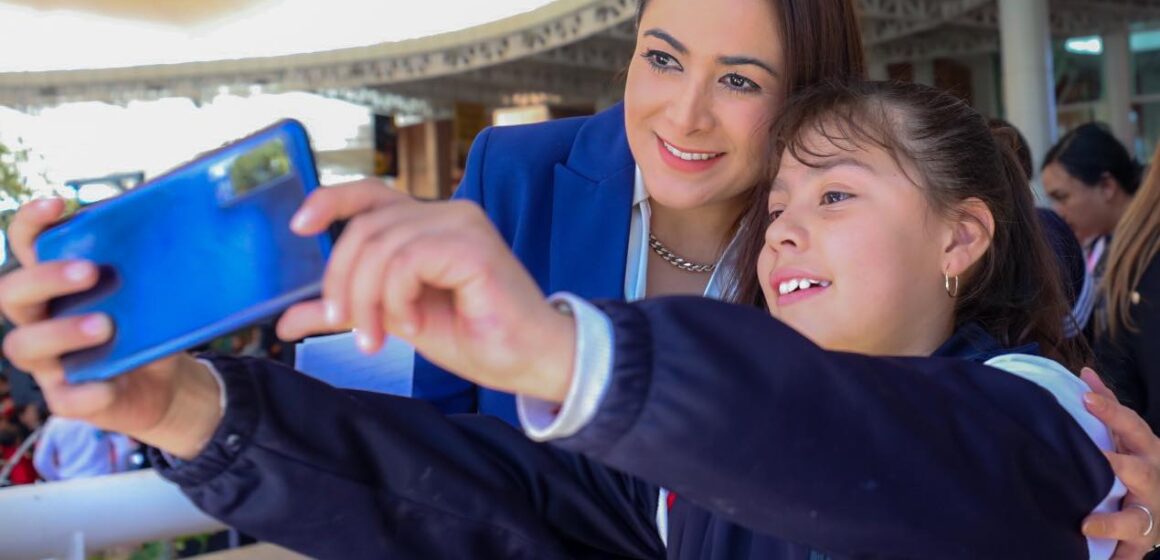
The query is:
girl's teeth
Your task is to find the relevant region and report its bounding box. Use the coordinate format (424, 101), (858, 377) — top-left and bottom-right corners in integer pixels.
(778, 278), (832, 296)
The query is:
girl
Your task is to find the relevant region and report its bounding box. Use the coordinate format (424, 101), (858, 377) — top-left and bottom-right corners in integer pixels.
(0, 81), (1131, 558)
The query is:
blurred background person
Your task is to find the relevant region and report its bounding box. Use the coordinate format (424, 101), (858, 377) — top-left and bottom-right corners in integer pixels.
(0, 415), (37, 485)
(1095, 143), (1160, 434)
(33, 416), (138, 482)
(1042, 124), (1143, 288)
(0, 371), (13, 422)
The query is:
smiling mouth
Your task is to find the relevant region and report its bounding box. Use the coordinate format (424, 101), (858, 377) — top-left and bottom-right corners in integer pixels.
(660, 139), (724, 162)
(777, 277), (832, 296)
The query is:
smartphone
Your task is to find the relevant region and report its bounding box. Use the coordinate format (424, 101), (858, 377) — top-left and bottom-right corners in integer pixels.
(35, 119), (334, 383)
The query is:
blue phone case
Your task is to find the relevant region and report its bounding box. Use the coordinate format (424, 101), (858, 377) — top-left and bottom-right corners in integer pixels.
(35, 119), (334, 383)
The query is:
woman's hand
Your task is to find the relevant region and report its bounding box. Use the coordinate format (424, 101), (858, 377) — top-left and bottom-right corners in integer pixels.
(278, 182), (576, 403)
(0, 199), (220, 459)
(1081, 368), (1160, 559)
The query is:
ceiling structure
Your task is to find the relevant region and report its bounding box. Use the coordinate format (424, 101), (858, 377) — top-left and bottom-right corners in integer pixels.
(0, 0), (277, 25)
(0, 0), (1157, 116)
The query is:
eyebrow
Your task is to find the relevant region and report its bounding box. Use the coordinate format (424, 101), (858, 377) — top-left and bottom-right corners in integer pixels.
(810, 156), (876, 173)
(643, 29), (779, 78)
(718, 55), (779, 78)
(771, 156), (878, 191)
(643, 29), (688, 54)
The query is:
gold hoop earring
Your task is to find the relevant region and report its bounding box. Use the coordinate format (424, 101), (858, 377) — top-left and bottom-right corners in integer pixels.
(944, 272), (960, 298)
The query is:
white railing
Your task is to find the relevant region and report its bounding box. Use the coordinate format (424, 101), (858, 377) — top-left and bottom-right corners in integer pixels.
(0, 470), (225, 560)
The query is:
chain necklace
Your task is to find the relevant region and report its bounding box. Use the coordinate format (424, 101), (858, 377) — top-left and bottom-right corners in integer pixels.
(648, 233), (717, 274)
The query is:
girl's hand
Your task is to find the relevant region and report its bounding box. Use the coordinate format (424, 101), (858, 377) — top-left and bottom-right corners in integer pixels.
(280, 183), (576, 403)
(0, 199), (220, 459)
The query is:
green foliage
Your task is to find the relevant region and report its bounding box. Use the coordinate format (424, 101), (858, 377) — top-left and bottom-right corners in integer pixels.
(0, 140), (33, 204)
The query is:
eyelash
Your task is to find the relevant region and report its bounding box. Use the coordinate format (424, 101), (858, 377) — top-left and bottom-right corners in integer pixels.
(822, 191), (853, 205)
(720, 73), (761, 94)
(767, 191), (854, 221)
(640, 49), (762, 94)
(641, 49), (681, 73)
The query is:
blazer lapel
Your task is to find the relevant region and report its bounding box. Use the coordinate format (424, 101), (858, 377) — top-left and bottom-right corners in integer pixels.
(548, 164), (633, 299)
(547, 103), (636, 299)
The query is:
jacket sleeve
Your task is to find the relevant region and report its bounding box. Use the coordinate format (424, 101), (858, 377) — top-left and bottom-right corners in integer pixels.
(553, 296), (1116, 559)
(153, 355), (662, 560)
(410, 127), (493, 414)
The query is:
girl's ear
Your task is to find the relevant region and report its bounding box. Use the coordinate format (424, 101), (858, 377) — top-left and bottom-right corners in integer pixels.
(943, 197), (994, 277)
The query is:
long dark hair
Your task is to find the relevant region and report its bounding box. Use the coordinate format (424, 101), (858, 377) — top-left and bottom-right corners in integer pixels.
(1043, 122), (1143, 195)
(733, 81), (1088, 370)
(635, 0), (866, 98)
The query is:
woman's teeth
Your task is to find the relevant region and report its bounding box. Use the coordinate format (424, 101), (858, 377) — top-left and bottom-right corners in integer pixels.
(778, 278), (832, 296)
(663, 141), (722, 161)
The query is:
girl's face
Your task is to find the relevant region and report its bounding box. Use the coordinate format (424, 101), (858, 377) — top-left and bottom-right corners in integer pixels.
(757, 132), (965, 357)
(624, 0), (785, 211)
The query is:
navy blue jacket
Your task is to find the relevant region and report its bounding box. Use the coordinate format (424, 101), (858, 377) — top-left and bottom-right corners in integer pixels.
(156, 297), (1115, 559)
(412, 104), (636, 425)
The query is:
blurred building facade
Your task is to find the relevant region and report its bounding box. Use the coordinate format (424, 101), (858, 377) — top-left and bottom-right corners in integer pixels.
(0, 0), (1157, 199)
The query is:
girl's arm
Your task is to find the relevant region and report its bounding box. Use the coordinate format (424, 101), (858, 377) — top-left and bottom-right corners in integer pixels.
(548, 296), (1116, 559)
(155, 355), (663, 560)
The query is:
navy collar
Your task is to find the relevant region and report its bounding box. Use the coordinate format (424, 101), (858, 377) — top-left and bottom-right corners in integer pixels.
(932, 323), (1039, 363)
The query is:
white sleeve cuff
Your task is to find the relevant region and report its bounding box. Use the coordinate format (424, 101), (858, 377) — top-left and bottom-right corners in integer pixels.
(517, 292), (614, 442)
(159, 358), (227, 467)
(196, 358), (229, 417)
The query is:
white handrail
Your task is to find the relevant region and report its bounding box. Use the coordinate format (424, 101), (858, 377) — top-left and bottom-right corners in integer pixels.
(0, 470), (225, 560)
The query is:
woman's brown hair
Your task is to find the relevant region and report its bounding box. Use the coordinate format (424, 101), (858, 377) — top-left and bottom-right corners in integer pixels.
(1101, 145), (1160, 338)
(732, 80), (1089, 371)
(635, 0), (867, 97)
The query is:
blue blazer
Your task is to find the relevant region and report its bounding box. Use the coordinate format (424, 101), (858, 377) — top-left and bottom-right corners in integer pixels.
(412, 103), (636, 424)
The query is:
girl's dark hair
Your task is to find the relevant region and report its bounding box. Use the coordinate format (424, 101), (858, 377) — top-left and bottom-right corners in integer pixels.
(733, 80), (1089, 371)
(1042, 122), (1143, 195)
(635, 0), (866, 97)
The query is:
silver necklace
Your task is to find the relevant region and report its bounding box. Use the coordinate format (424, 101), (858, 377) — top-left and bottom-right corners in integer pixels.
(648, 233), (717, 273)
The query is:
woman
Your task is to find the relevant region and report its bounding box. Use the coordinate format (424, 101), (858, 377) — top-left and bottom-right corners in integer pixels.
(1042, 123), (1143, 332)
(396, 0), (866, 423)
(1095, 145), (1160, 436)
(0, 81), (1135, 559)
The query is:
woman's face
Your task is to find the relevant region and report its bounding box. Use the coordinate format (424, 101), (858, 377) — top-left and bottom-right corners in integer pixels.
(624, 0), (785, 211)
(756, 133), (963, 356)
(1042, 162), (1118, 245)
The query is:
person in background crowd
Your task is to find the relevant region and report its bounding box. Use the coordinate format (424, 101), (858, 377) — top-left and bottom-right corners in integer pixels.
(0, 417), (37, 485)
(0, 372), (14, 422)
(1094, 142), (1160, 437)
(1042, 123), (1144, 336)
(32, 416), (137, 482)
(17, 402), (47, 436)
